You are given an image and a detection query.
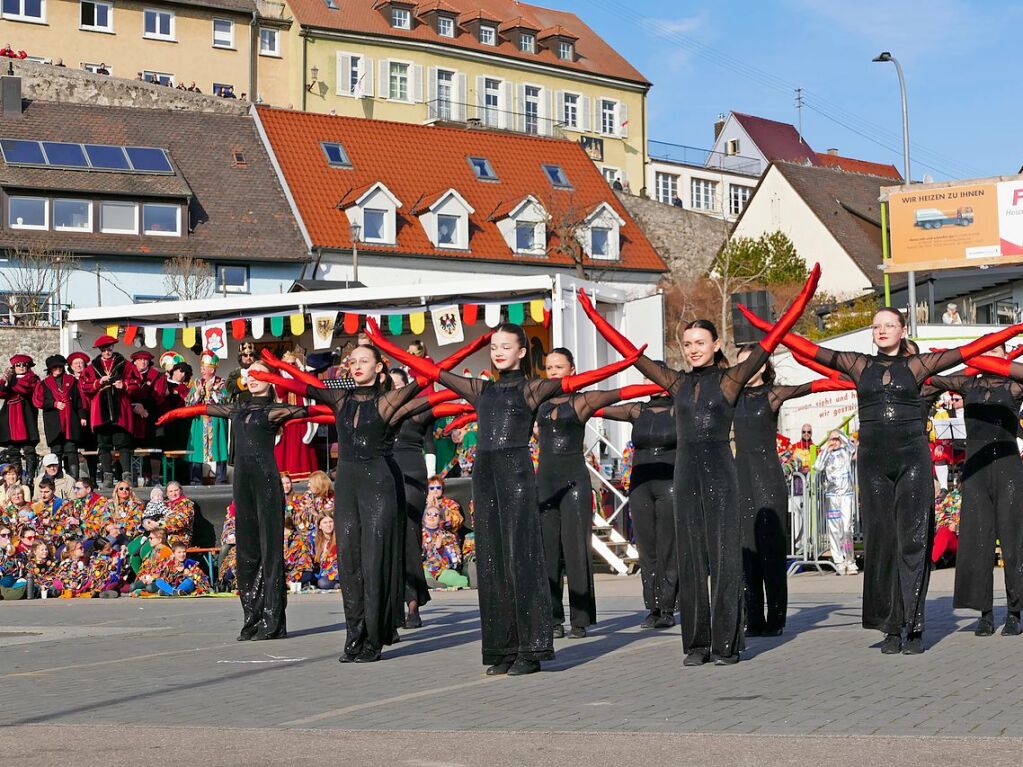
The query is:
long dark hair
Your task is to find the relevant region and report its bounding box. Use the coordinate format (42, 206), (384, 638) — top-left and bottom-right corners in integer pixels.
(350, 344), (392, 390)
(494, 322), (531, 377)
(737, 343), (775, 384)
(875, 307), (911, 356)
(546, 347), (575, 369)
(683, 319), (727, 367)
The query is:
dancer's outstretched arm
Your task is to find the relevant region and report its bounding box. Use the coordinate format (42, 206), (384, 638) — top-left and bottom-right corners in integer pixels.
(573, 383), (666, 421)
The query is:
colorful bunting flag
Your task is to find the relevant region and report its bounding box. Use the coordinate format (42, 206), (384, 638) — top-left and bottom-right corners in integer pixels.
(201, 322), (228, 357)
(484, 303), (501, 328)
(311, 311), (337, 349)
(144, 326), (158, 349)
(409, 311), (426, 335)
(463, 304), (479, 326)
(231, 319), (246, 340)
(270, 316), (285, 337)
(161, 327), (176, 350)
(431, 304), (463, 346)
(182, 327), (197, 348)
(529, 299), (545, 323)
(123, 326), (138, 346)
(508, 302), (524, 325)
(343, 312), (360, 335)
(289, 314), (305, 336)
(387, 314), (403, 336)
(251, 316), (265, 339)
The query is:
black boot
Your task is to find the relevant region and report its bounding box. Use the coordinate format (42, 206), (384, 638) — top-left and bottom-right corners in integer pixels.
(23, 448), (38, 484)
(1002, 611), (1021, 636)
(99, 451), (114, 487)
(880, 633), (903, 654)
(902, 631), (925, 654)
(120, 450), (134, 486)
(975, 610), (995, 636)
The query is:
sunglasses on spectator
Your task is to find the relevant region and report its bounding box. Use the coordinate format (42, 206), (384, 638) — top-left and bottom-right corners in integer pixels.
(0, 532), (10, 539)
(241, 353), (255, 358)
(802, 431), (812, 435)
(428, 484), (443, 490)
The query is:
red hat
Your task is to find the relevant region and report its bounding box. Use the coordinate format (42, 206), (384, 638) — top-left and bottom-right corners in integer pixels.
(9, 354), (34, 367)
(131, 350), (154, 362)
(93, 335), (118, 349)
(67, 352), (90, 365)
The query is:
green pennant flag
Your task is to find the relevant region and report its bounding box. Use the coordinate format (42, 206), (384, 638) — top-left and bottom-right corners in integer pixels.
(508, 302), (525, 325)
(161, 327), (176, 350)
(270, 316), (285, 337)
(387, 314), (404, 336)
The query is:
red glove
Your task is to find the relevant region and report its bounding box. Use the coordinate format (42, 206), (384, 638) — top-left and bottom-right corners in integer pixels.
(810, 378), (855, 393)
(957, 322), (1023, 362)
(432, 403), (475, 418)
(365, 319), (443, 383)
(260, 349), (325, 390)
(759, 263), (821, 353)
(308, 404), (333, 417)
(961, 356), (1012, 377)
(793, 351), (846, 381)
(155, 405), (208, 427)
(577, 288), (639, 357)
(738, 304), (821, 360)
(249, 369), (307, 399)
(416, 389), (459, 406)
(561, 345), (647, 393)
(444, 412), (477, 435)
(617, 383), (667, 400)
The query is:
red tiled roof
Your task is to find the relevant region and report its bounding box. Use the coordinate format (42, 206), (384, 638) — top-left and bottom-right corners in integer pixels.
(498, 16), (540, 33)
(285, 0), (649, 86)
(732, 112), (818, 165)
(538, 24), (577, 41)
(256, 106), (666, 273)
(416, 0), (460, 15)
(815, 153), (903, 180)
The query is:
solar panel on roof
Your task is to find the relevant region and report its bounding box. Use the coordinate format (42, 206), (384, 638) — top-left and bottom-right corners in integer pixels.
(0, 139), (45, 165)
(84, 144), (131, 170)
(125, 147), (173, 173)
(42, 142), (89, 168)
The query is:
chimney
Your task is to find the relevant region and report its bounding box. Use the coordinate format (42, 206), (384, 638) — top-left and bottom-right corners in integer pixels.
(1, 75), (23, 118)
(714, 113), (726, 140)
(826, 147), (839, 156)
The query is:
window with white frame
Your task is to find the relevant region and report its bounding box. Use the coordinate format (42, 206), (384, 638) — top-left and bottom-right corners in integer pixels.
(259, 27), (280, 56)
(578, 203), (624, 261)
(691, 178), (717, 211)
(142, 203), (180, 236)
(590, 226), (611, 258)
(655, 172), (679, 204)
(53, 199), (92, 231)
(143, 8), (175, 40)
(389, 61), (410, 101)
(467, 156), (497, 181)
(479, 24), (496, 45)
(558, 41), (573, 60)
(436, 14), (454, 37)
(348, 54), (362, 94)
(729, 185), (752, 216)
(519, 32), (535, 52)
(515, 221), (538, 253)
(601, 167), (620, 186)
(212, 18), (234, 48)
(437, 214), (459, 247)
(482, 77), (501, 127)
(143, 70), (174, 86)
(391, 7), (410, 29)
(2, 0), (45, 22)
(83, 62), (112, 75)
(347, 183), (400, 244)
(542, 164), (571, 189)
(99, 201), (138, 234)
(435, 68), (454, 120)
(7, 196), (47, 229)
(321, 141), (352, 168)
(726, 138), (741, 156)
(362, 208), (386, 242)
(561, 92), (579, 129)
(80, 0), (112, 32)
(216, 264), (249, 293)
(600, 99), (618, 136)
(523, 85), (540, 135)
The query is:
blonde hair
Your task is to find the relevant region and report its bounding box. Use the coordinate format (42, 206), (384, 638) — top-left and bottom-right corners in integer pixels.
(307, 471), (333, 498)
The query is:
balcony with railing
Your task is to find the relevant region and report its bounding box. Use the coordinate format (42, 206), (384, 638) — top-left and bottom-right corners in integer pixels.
(425, 98), (567, 139)
(649, 139), (762, 177)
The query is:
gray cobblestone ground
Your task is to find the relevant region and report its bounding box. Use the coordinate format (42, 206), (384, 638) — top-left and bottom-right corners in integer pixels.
(2, 569), (1021, 764)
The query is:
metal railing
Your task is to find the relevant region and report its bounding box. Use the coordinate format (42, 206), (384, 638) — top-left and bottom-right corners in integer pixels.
(425, 99), (566, 139)
(648, 139), (762, 176)
(0, 295), (63, 327)
(787, 461), (861, 575)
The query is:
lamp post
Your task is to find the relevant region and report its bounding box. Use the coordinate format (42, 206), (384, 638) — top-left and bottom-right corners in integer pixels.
(349, 222), (361, 283)
(873, 51), (916, 335)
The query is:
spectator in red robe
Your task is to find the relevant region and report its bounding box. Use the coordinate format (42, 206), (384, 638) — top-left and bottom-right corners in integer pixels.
(0, 355), (41, 483)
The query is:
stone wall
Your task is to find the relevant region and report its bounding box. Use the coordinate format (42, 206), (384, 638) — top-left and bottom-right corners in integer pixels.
(7, 59), (248, 114)
(0, 326), (60, 367)
(616, 191), (728, 282)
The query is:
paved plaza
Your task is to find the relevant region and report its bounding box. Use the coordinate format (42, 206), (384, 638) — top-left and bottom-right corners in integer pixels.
(2, 568), (1022, 765)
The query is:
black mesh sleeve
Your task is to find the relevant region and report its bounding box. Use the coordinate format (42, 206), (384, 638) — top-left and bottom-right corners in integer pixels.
(573, 388), (636, 422)
(597, 403), (642, 423)
(720, 346), (768, 406)
(268, 404), (310, 427)
(815, 348), (869, 382)
(205, 404), (234, 419)
(438, 370), (485, 406)
(525, 377), (566, 411)
(768, 383), (813, 412)
(912, 350), (966, 383)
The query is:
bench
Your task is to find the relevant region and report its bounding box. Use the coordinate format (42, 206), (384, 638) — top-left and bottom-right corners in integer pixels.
(186, 547), (220, 590)
(161, 451), (188, 486)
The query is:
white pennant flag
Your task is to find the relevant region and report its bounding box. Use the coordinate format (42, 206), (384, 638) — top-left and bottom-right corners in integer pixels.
(251, 316), (265, 340)
(144, 326), (158, 348)
(311, 311), (338, 350)
(431, 304), (464, 346)
(484, 303), (501, 328)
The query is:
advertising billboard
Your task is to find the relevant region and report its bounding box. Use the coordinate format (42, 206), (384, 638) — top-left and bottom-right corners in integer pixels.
(883, 176), (1023, 272)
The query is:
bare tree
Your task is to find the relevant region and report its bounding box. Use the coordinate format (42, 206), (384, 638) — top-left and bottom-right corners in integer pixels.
(543, 194), (589, 280)
(163, 256), (215, 301)
(0, 246), (79, 326)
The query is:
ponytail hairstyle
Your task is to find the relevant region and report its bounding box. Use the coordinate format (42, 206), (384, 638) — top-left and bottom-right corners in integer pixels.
(874, 307), (910, 356)
(493, 322), (532, 377)
(546, 347), (576, 372)
(389, 367), (410, 386)
(349, 344), (392, 390)
(683, 319), (728, 367)
(737, 343), (775, 384)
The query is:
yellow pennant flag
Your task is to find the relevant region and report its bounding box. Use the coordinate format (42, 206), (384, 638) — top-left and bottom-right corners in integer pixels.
(290, 313), (305, 335)
(409, 312), (426, 335)
(529, 299), (545, 323)
(105, 325), (119, 340)
(182, 327), (197, 348)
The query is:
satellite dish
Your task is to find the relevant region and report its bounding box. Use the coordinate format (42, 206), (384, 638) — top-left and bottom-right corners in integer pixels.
(922, 174), (934, 184)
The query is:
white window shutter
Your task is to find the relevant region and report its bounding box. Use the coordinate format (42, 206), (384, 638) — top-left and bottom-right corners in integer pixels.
(361, 56), (373, 98)
(474, 75), (485, 117)
(378, 59), (389, 98)
(454, 73), (467, 122)
(545, 89), (555, 135)
(581, 95), (592, 132)
(515, 83), (526, 132)
(413, 64), (424, 102)
(556, 91), (565, 126)
(619, 101), (629, 138)
(336, 53), (351, 96)
(499, 80), (512, 129)
(427, 66), (438, 117)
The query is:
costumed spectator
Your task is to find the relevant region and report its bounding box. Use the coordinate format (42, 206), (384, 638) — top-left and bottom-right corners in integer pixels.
(31, 478), (63, 536)
(127, 526), (163, 579)
(0, 524), (28, 600)
(225, 343), (256, 403)
(1, 463), (30, 504)
(283, 514), (314, 588)
(0, 354), (41, 483)
(157, 359), (192, 481)
(34, 454), (76, 500)
(72, 476), (109, 540)
(34, 478), (77, 549)
(79, 336), (142, 488)
(281, 471), (299, 517)
(142, 486), (167, 530)
(107, 480), (145, 538)
(219, 502), (237, 591)
(273, 347), (318, 480)
(293, 470), (333, 530)
(312, 514), (339, 590)
(814, 430), (858, 575)
(185, 351), (228, 485)
(26, 540), (55, 597)
(15, 525), (38, 557)
(426, 475), (463, 544)
(129, 528), (171, 593)
(67, 351), (98, 482)
(4, 485), (35, 532)
(52, 539), (92, 597)
(421, 505), (467, 589)
(32, 355), (85, 479)
(932, 487), (960, 567)
(89, 537), (125, 597)
(130, 350), (166, 484)
(162, 481), (195, 548)
(154, 543), (210, 596)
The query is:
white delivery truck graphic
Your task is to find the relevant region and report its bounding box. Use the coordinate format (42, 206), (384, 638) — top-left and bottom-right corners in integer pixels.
(914, 206), (974, 229)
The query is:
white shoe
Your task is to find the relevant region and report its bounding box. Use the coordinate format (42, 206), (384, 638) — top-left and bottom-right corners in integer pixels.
(846, 564), (859, 575)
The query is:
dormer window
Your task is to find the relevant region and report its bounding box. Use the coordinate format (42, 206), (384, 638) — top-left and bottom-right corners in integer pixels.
(391, 7), (410, 29)
(519, 33), (535, 53)
(340, 181), (402, 246)
(437, 14), (454, 37)
(437, 214), (459, 246)
(558, 41), (573, 60)
(491, 195), (546, 256)
(479, 24), (496, 45)
(577, 202), (625, 261)
(362, 209), (387, 241)
(414, 188), (474, 250)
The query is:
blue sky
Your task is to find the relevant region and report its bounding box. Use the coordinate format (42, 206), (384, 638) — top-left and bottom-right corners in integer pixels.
(550, 0), (1019, 181)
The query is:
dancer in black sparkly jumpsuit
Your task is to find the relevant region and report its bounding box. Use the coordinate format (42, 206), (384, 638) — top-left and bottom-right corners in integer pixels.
(158, 362), (307, 640)
(597, 385), (677, 628)
(367, 321), (644, 676)
(741, 304), (1023, 654)
(924, 349), (1023, 636)
(579, 265), (820, 666)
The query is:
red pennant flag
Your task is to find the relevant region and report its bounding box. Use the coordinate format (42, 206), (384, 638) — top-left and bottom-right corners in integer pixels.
(343, 313), (360, 335)
(543, 308), (552, 328)
(123, 325), (138, 345)
(462, 304), (478, 326)
(231, 319), (247, 339)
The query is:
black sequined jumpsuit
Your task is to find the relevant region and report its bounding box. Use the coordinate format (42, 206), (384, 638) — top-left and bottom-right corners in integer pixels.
(641, 350), (769, 658)
(439, 368), (563, 665)
(205, 396), (307, 638)
(924, 372), (1023, 614)
(393, 412), (435, 609)
(536, 390), (626, 630)
(307, 383), (420, 657)
(600, 396), (678, 616)
(734, 383), (812, 634)
(814, 348), (965, 634)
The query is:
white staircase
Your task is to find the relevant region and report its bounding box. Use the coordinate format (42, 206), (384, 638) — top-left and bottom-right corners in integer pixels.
(585, 424), (638, 575)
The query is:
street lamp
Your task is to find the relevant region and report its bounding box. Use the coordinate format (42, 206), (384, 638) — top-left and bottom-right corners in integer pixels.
(349, 221), (361, 283)
(873, 50), (916, 334)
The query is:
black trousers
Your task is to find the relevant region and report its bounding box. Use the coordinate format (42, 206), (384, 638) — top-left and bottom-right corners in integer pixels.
(95, 425), (133, 478)
(49, 439), (80, 480)
(858, 426), (934, 634)
(335, 455), (404, 656)
(234, 455), (287, 638)
(955, 445), (1023, 613)
(630, 463), (678, 614)
(737, 448), (789, 632)
(538, 454), (596, 629)
(393, 449), (431, 608)
(474, 448), (555, 665)
(3, 442), (38, 483)
(674, 440), (744, 658)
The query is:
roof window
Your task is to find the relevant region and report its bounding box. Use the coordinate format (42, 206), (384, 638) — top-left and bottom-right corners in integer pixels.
(467, 156), (497, 181)
(323, 0), (338, 9)
(0, 139), (174, 174)
(542, 164), (571, 189)
(321, 141), (352, 168)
